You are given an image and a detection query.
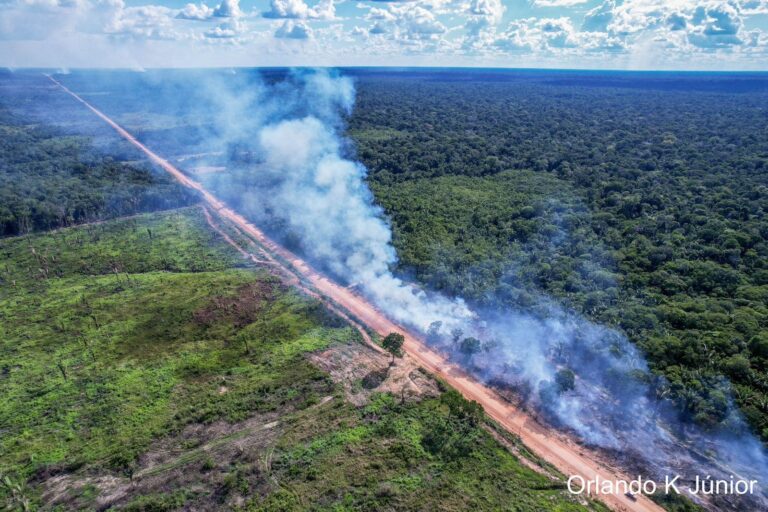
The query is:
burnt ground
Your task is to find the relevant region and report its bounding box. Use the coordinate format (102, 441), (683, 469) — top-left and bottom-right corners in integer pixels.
(307, 342), (440, 407)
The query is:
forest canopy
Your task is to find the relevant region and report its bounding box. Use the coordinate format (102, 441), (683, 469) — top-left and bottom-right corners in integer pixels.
(346, 70), (768, 440)
(0, 77), (196, 236)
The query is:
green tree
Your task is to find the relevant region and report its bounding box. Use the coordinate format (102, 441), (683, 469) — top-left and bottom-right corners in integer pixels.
(382, 332), (405, 364)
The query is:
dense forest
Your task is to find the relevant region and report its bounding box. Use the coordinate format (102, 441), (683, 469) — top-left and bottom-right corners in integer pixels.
(0, 75), (197, 236)
(346, 70), (768, 440)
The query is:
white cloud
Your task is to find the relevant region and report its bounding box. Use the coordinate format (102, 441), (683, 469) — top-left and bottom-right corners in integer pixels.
(0, 0), (765, 67)
(106, 5), (180, 40)
(468, 0), (504, 22)
(177, 3), (214, 21)
(493, 17), (581, 51)
(597, 0), (751, 49)
(74, 0), (184, 41)
(493, 21), (535, 52)
(466, 0), (504, 36)
(485, 14), (632, 55)
(387, 4), (446, 40)
(263, 0), (310, 19)
(687, 2), (744, 47)
(213, 0), (241, 17)
(571, 0), (764, 57)
(205, 24), (237, 38)
(262, 0), (334, 20)
(177, 0), (241, 21)
(275, 19), (312, 38)
(366, 7), (395, 22)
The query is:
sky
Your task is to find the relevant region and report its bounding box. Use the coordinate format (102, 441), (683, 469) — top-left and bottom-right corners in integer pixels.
(1, 0), (767, 70)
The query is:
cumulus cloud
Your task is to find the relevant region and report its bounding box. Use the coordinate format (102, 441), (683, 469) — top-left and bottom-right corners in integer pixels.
(205, 24), (236, 38)
(204, 19), (245, 38)
(575, 0), (758, 53)
(176, 0), (241, 21)
(176, 3), (214, 21)
(0, 0), (765, 67)
(106, 5), (180, 40)
(262, 0), (334, 20)
(492, 22), (534, 52)
(466, 0), (504, 37)
(400, 7), (445, 37)
(494, 16), (580, 51)
(366, 6), (396, 21)
(687, 2), (743, 47)
(68, 0), (184, 41)
(468, 0), (504, 20)
(275, 19), (312, 38)
(385, 4), (446, 40)
(213, 0), (241, 17)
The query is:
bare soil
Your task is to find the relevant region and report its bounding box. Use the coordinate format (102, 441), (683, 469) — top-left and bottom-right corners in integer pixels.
(308, 343), (439, 406)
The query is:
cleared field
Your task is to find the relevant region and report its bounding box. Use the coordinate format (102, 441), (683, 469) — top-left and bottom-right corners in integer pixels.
(0, 207), (607, 511)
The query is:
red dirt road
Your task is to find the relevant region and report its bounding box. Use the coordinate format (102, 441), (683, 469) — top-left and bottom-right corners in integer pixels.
(49, 75), (663, 512)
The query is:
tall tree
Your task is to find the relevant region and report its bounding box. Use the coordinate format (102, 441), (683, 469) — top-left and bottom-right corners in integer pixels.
(382, 332), (405, 365)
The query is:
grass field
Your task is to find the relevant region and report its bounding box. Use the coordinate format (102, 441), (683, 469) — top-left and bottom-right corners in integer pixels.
(0, 206), (608, 511)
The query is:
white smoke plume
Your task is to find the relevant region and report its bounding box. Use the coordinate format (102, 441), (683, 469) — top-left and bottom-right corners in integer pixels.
(200, 70), (475, 333)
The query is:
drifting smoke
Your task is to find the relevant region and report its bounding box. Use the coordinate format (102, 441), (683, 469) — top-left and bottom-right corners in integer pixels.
(199, 70), (475, 333)
(258, 113), (473, 327)
(51, 68), (768, 508)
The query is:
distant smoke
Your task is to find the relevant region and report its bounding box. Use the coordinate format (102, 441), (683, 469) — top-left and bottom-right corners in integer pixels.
(57, 68), (768, 508)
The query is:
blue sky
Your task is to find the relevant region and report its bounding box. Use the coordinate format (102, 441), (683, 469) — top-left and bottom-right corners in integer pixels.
(1, 0), (767, 69)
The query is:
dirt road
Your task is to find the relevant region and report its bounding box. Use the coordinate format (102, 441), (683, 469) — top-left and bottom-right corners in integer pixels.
(49, 75), (663, 512)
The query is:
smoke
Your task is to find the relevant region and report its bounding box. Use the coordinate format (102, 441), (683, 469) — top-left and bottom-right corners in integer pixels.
(51, 68), (768, 507)
(197, 70), (476, 333)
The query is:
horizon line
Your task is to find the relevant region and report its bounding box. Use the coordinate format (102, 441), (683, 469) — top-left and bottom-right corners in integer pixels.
(5, 65), (768, 74)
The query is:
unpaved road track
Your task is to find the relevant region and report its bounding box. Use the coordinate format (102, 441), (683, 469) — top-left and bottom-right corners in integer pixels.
(49, 75), (663, 512)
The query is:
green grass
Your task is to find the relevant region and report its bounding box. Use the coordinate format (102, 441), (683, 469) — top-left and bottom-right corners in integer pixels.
(0, 208), (348, 495)
(0, 206), (607, 511)
(253, 391), (605, 512)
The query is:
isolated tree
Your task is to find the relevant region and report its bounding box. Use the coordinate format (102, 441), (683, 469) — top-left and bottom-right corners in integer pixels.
(382, 332), (405, 365)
